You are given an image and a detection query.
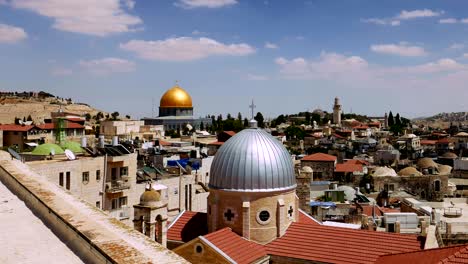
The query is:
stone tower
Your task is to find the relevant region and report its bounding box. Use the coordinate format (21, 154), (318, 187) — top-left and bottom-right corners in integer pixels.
(384, 112), (388, 129)
(333, 97), (342, 125)
(133, 186), (168, 247)
(296, 166), (313, 212)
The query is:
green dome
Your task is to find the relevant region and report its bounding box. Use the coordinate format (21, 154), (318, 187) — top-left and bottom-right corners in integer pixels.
(31, 144), (65, 155)
(61, 141), (84, 154)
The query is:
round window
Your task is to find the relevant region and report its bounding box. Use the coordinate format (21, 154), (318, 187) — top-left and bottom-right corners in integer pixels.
(195, 245), (203, 254)
(259, 210), (270, 222)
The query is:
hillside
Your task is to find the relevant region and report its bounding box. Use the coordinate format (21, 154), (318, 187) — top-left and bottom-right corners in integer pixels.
(0, 92), (107, 124)
(412, 111), (468, 129)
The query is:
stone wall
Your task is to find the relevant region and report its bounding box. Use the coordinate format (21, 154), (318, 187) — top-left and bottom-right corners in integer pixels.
(300, 160), (334, 180)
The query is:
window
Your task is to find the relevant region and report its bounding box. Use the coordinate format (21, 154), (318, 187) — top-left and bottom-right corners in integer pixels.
(258, 210), (270, 223)
(96, 201), (100, 209)
(111, 168), (117, 181)
(82, 172), (89, 183)
(195, 244), (204, 254)
(96, 170), (101, 181)
(434, 180), (441, 192)
(313, 171), (323, 179)
(223, 208), (235, 222)
(120, 166), (128, 176)
(119, 196), (127, 207)
(111, 199), (118, 210)
(59, 172), (64, 187)
(66, 172), (71, 190)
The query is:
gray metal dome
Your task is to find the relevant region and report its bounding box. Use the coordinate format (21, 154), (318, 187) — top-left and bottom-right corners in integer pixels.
(209, 128), (296, 192)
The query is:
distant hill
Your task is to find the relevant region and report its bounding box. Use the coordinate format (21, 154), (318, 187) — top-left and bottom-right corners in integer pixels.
(413, 112), (468, 122)
(0, 91), (107, 124)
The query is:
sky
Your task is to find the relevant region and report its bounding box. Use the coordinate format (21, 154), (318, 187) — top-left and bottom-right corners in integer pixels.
(0, 0), (468, 120)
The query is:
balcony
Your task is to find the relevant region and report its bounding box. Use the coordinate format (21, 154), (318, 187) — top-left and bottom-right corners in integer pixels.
(109, 206), (130, 220)
(105, 180), (130, 193)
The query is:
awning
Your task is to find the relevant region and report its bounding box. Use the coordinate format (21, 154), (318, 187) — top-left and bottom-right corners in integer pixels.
(309, 201), (336, 207)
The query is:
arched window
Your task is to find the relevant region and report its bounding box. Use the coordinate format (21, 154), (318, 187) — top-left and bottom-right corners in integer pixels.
(434, 180), (441, 192)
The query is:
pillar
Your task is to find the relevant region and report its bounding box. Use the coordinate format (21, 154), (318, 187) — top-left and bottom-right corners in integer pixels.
(133, 218), (143, 233)
(145, 220), (156, 239)
(157, 218), (168, 247)
(242, 202), (250, 240)
(421, 220), (427, 236)
(277, 199), (285, 237)
(395, 221), (401, 233)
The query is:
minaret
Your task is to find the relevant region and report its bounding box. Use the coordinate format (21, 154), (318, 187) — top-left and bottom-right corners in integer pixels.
(333, 97), (342, 125)
(384, 112), (388, 129)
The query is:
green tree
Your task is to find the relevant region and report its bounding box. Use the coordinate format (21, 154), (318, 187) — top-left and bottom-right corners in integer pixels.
(254, 112), (264, 128)
(200, 122), (205, 131)
(243, 118), (249, 127)
(395, 113), (402, 127)
(84, 113), (91, 121)
(305, 112), (311, 125)
(125, 115), (131, 119)
(388, 111), (394, 127)
(285, 126), (306, 140)
(111, 112), (119, 120)
(237, 112), (242, 122)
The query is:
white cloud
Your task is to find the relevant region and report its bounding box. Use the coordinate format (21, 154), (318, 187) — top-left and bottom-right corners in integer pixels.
(370, 43), (427, 57)
(397, 9), (443, 20)
(10, 0), (142, 37)
(363, 9), (442, 26)
(51, 67), (73, 76)
(175, 0), (237, 9)
(439, 18), (457, 24)
(265, 42), (278, 49)
(462, 18), (468, 24)
(79, 58), (135, 75)
(247, 74), (268, 81)
(0, 23), (27, 43)
(449, 43), (465, 50)
(123, 0), (135, 9)
(120, 37), (255, 61)
(191, 30), (207, 35)
(275, 52), (369, 80)
(362, 18), (400, 26)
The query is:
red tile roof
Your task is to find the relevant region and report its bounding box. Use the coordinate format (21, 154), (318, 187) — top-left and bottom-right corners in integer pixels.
(298, 210), (321, 225)
(167, 211), (207, 242)
(345, 159), (369, 166)
(302, 152), (337, 162)
(335, 163), (363, 173)
(203, 228), (267, 264)
(265, 222), (423, 264)
(421, 140), (437, 145)
(375, 244), (468, 264)
(437, 138), (450, 144)
(158, 140), (172, 146)
(0, 124), (34, 132)
(353, 125), (369, 130)
(224, 131), (236, 136)
(36, 123), (84, 130)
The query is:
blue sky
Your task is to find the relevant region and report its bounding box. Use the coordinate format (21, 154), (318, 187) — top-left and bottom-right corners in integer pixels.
(0, 0), (468, 119)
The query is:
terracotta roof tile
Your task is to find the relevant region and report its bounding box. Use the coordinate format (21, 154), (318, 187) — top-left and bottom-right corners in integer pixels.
(302, 153), (337, 162)
(224, 131), (236, 136)
(266, 222), (423, 264)
(36, 123), (84, 130)
(298, 210), (321, 225)
(0, 124), (34, 132)
(421, 140), (437, 145)
(203, 228), (267, 264)
(167, 211), (207, 242)
(375, 244), (468, 264)
(335, 163), (363, 173)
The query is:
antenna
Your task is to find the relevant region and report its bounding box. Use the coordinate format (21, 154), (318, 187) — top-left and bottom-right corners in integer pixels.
(249, 99), (256, 120)
(152, 97), (155, 117)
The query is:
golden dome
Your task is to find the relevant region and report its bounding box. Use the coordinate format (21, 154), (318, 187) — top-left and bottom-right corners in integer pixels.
(160, 85), (192, 108)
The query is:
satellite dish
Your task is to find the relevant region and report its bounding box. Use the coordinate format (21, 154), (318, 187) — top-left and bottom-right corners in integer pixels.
(8, 148), (22, 160)
(64, 149), (76, 160)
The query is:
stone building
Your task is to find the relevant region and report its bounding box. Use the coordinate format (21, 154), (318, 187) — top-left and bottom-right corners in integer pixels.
(27, 144), (138, 225)
(142, 84), (211, 131)
(300, 152), (337, 180)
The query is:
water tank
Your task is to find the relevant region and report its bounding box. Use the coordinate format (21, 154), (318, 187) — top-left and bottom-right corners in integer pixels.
(81, 137), (87, 148)
(112, 136), (119, 146)
(99, 135), (105, 148)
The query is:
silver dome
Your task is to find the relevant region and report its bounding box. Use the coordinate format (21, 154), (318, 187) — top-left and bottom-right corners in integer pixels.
(209, 128), (296, 192)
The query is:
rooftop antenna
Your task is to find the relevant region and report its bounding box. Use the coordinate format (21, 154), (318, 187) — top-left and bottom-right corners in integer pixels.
(151, 97), (155, 117)
(249, 99), (256, 120)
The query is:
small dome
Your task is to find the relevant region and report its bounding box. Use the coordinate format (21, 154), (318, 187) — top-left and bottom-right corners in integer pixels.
(31, 143), (65, 155)
(209, 128), (296, 192)
(440, 152), (458, 159)
(456, 132), (468, 137)
(139, 189), (161, 206)
(61, 141), (84, 154)
(398, 167), (422, 176)
(302, 166), (313, 173)
(160, 85), (192, 108)
(373, 167), (397, 177)
(417, 158), (438, 169)
(437, 164), (452, 175)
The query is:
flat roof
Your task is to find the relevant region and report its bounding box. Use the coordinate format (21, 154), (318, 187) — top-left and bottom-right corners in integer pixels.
(0, 180), (84, 264)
